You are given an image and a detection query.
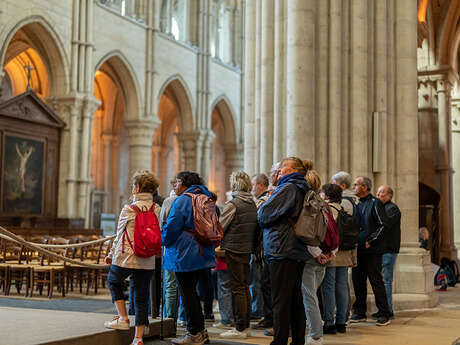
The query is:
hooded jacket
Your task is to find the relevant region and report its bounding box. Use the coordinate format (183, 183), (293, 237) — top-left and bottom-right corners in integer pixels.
(162, 185), (216, 272)
(258, 172), (311, 262)
(220, 191), (259, 254)
(356, 193), (389, 255)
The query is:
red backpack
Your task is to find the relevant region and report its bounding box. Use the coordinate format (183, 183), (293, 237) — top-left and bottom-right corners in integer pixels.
(185, 193), (223, 247)
(319, 205), (340, 254)
(122, 203), (161, 258)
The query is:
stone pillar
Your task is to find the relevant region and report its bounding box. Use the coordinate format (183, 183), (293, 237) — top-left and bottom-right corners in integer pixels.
(452, 100), (460, 262)
(260, 0), (274, 174)
(243, 0), (256, 175)
(102, 133), (113, 213)
(394, 0), (438, 309)
(285, 0), (316, 159)
(225, 143), (244, 180)
(178, 130), (206, 173)
(125, 119), (158, 179)
(437, 79), (457, 260)
(201, 130), (216, 184)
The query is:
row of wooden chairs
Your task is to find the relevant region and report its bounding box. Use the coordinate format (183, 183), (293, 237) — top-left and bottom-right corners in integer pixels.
(0, 235), (113, 299)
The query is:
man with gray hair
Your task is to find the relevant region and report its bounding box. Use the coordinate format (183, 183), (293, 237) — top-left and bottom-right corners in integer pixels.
(351, 176), (391, 326)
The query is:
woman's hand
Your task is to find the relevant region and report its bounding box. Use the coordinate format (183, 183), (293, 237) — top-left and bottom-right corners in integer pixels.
(104, 256), (112, 265)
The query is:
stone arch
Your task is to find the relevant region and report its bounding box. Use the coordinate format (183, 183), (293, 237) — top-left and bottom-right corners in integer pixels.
(210, 94), (239, 144)
(435, 1), (460, 66)
(94, 51), (142, 122)
(157, 74), (194, 132)
(0, 15), (70, 96)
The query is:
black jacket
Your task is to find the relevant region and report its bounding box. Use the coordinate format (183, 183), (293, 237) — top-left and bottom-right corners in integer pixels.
(356, 194), (389, 254)
(258, 172), (310, 262)
(383, 201), (401, 253)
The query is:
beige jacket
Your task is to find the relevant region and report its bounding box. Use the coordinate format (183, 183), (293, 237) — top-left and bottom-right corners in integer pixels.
(328, 201), (357, 267)
(109, 193), (161, 270)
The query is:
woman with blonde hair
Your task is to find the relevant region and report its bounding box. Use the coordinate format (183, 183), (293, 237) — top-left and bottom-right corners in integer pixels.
(258, 157), (311, 345)
(104, 171), (161, 345)
(219, 171), (259, 339)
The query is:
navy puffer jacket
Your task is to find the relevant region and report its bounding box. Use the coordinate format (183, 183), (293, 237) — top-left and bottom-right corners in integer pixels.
(258, 172), (310, 262)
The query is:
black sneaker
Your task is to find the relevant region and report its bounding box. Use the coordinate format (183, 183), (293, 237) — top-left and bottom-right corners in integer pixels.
(376, 316), (391, 326)
(350, 314), (367, 323)
(323, 324), (336, 334)
(251, 319), (273, 329)
(372, 311), (394, 320)
(336, 324), (346, 333)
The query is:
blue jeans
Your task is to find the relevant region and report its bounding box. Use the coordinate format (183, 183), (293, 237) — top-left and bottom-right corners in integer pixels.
(249, 254), (263, 318)
(302, 258), (326, 339)
(322, 266), (349, 326)
(108, 265), (154, 326)
(163, 270), (177, 318)
(217, 270), (234, 325)
(382, 253), (398, 313)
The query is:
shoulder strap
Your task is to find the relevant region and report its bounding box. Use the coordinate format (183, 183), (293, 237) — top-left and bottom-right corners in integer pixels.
(149, 202), (155, 212)
(129, 204), (141, 214)
(329, 204), (343, 212)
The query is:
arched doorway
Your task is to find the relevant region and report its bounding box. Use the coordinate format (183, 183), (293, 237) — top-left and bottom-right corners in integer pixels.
(90, 55), (138, 228)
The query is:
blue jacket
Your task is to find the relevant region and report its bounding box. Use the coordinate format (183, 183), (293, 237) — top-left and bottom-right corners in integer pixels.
(162, 185), (216, 272)
(258, 172), (310, 262)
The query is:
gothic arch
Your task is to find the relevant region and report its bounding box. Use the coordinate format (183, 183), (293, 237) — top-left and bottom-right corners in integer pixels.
(0, 15), (70, 96)
(210, 94), (238, 144)
(436, 0), (460, 66)
(157, 74), (194, 132)
(94, 51), (142, 122)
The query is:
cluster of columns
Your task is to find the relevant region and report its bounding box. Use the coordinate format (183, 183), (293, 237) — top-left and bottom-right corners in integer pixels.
(244, 0), (436, 307)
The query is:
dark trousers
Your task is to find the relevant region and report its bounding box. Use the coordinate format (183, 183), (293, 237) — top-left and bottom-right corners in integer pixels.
(176, 269), (206, 335)
(197, 268), (214, 316)
(107, 265), (154, 326)
(262, 258), (273, 321)
(269, 259), (306, 345)
(352, 252), (390, 317)
(226, 251), (251, 331)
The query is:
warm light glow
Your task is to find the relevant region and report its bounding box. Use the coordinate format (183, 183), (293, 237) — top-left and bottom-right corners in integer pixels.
(4, 48), (49, 98)
(418, 0), (428, 23)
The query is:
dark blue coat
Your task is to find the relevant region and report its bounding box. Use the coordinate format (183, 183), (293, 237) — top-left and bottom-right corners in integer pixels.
(162, 185), (216, 272)
(258, 173), (310, 262)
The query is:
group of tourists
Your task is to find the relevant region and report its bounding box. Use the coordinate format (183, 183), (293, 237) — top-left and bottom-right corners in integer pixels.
(102, 156), (401, 345)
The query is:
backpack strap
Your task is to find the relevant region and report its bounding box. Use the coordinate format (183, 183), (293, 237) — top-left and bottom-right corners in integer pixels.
(121, 223), (134, 254)
(129, 204), (141, 214)
(329, 204), (343, 212)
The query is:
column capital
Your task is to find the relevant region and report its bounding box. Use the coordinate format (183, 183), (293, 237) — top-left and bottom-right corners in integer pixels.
(417, 65), (457, 91)
(125, 119), (159, 148)
(177, 129), (207, 147)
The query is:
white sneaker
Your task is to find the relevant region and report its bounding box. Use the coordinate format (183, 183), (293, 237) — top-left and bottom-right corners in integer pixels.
(306, 336), (323, 345)
(220, 328), (251, 339)
(104, 315), (130, 330)
(212, 322), (234, 330)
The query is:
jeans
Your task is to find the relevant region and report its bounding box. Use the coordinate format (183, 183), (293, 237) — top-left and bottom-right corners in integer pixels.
(382, 253), (398, 313)
(217, 270), (234, 325)
(352, 252), (390, 317)
(302, 258), (326, 339)
(163, 269), (177, 319)
(321, 266), (349, 326)
(226, 251), (251, 331)
(249, 254), (263, 318)
(128, 279), (151, 316)
(270, 259), (306, 345)
(176, 269), (206, 335)
(108, 265), (154, 326)
(262, 258), (273, 321)
(197, 268), (214, 317)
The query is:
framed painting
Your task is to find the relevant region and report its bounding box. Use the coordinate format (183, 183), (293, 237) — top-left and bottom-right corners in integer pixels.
(2, 134), (44, 214)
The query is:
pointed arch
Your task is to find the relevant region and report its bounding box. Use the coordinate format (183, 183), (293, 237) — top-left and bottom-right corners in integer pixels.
(157, 74), (195, 132)
(210, 94), (238, 144)
(0, 15), (70, 96)
(94, 51), (142, 122)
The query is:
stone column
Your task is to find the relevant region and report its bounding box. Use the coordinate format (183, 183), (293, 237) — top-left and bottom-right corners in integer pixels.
(394, 0), (437, 308)
(285, 0), (316, 159)
(225, 143), (244, 180)
(177, 130), (206, 173)
(102, 133), (113, 213)
(259, 0), (274, 174)
(201, 130), (216, 184)
(452, 100), (460, 262)
(125, 119), (158, 179)
(243, 0), (256, 175)
(437, 79), (457, 260)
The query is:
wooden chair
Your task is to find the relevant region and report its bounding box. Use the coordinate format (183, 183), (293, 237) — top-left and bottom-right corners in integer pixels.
(3, 236), (30, 296)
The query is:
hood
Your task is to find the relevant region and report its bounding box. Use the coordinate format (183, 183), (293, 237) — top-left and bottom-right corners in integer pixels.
(277, 172), (310, 194)
(232, 191), (255, 203)
(133, 193), (153, 202)
(342, 189), (358, 201)
(184, 184), (212, 197)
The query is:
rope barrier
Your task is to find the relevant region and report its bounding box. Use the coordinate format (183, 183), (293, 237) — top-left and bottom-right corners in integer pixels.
(0, 226), (111, 269)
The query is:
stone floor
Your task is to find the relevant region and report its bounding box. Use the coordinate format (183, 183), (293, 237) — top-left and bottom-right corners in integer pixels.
(1, 285), (460, 345)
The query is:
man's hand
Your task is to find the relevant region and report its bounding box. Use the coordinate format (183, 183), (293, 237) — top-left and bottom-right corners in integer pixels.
(365, 242), (370, 249)
(104, 256), (112, 265)
(316, 253), (328, 265)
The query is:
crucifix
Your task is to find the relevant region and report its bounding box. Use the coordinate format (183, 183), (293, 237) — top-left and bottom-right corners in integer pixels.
(23, 62), (35, 90)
